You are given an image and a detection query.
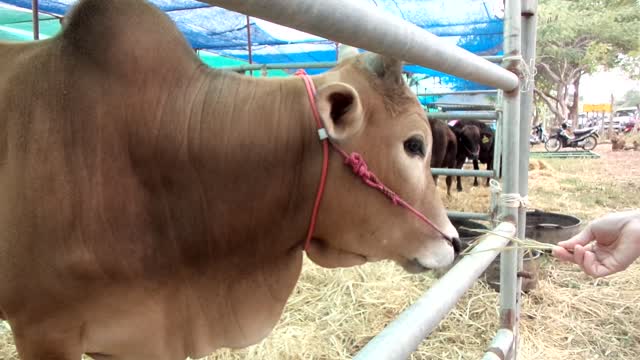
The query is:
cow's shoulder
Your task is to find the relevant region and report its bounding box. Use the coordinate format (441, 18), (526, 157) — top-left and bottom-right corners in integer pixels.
(60, 0), (200, 75)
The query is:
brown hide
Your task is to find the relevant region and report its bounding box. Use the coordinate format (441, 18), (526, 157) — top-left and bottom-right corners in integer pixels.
(0, 0), (458, 359)
(428, 118), (457, 195)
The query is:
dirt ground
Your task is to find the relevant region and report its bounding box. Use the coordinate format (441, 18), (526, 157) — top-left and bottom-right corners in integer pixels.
(0, 142), (638, 360)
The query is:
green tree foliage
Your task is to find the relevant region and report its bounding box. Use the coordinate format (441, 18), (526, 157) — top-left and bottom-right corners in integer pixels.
(617, 89), (640, 107)
(535, 0), (640, 125)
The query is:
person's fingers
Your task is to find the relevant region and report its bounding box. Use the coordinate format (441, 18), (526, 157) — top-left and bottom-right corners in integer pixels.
(558, 227), (594, 249)
(552, 246), (575, 262)
(581, 251), (611, 278)
(573, 244), (586, 266)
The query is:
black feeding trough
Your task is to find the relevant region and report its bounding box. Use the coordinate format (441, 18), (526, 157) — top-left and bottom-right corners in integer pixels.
(449, 218), (490, 251)
(450, 209), (583, 246)
(524, 209), (583, 245)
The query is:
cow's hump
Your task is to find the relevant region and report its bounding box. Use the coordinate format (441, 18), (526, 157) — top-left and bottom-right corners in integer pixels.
(60, 0), (199, 74)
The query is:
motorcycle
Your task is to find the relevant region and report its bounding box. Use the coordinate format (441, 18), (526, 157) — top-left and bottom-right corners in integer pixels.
(545, 124), (599, 152)
(529, 123), (548, 145)
(622, 120), (636, 134)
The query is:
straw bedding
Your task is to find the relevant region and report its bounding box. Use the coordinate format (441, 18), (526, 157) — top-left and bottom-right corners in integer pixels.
(0, 147), (638, 359)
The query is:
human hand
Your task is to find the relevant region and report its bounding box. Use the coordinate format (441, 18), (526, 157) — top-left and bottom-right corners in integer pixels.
(552, 210), (640, 277)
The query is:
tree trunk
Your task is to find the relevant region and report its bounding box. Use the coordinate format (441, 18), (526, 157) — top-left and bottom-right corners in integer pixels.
(554, 83), (569, 126)
(608, 94), (615, 139)
(568, 75), (581, 128)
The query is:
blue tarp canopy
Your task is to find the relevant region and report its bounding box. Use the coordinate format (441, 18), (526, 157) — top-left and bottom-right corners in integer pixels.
(0, 0), (505, 92)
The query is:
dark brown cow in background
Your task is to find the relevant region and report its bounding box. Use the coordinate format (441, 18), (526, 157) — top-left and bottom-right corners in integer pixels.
(451, 120), (495, 191)
(0, 0), (460, 359)
(429, 118), (457, 196)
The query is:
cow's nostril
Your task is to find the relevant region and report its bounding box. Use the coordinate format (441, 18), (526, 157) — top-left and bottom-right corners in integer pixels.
(450, 236), (462, 256)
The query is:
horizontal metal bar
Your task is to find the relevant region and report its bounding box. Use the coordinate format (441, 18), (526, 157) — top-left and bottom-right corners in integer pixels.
(425, 103), (496, 111)
(482, 56), (504, 63)
(203, 0), (519, 90)
(447, 211), (492, 221)
(529, 151), (600, 159)
(482, 329), (515, 360)
(218, 56), (503, 72)
(426, 112), (498, 120)
(219, 62), (336, 72)
(418, 90), (499, 97)
(431, 168), (494, 177)
(353, 222), (516, 360)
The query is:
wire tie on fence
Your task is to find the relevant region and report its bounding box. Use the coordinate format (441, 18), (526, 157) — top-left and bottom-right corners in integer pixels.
(502, 55), (535, 93)
(489, 179), (530, 208)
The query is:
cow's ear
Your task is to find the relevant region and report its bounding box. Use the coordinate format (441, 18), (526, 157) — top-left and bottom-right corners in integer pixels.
(315, 82), (364, 142)
(363, 53), (404, 85)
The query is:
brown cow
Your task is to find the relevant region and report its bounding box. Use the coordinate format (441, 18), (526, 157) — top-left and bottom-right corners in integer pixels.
(611, 135), (626, 151)
(429, 118), (457, 196)
(451, 119), (495, 191)
(0, 0), (459, 359)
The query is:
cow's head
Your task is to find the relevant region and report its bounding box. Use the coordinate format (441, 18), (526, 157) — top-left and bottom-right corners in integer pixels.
(306, 46), (460, 273)
(453, 124), (481, 160)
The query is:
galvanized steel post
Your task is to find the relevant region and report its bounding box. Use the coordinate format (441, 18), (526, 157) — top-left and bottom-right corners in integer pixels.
(514, 1), (538, 359)
(491, 91), (504, 225)
(31, 0), (39, 40)
(499, 0), (522, 358)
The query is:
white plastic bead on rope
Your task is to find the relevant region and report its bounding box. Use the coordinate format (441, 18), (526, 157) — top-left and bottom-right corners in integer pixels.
(489, 179), (530, 208)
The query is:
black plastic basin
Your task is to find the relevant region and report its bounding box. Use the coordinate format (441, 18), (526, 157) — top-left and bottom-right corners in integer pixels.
(525, 209), (583, 245)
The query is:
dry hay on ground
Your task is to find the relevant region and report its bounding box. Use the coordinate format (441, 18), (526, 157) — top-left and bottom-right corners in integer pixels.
(1, 148), (639, 360)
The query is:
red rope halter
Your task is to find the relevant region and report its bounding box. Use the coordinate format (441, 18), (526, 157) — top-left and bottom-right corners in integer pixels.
(295, 70), (450, 251)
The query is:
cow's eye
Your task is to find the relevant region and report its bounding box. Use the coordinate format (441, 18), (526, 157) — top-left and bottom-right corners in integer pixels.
(403, 136), (425, 157)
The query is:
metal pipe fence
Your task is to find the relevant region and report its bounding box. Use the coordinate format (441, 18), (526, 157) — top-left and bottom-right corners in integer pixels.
(482, 329), (515, 360)
(431, 168), (494, 177)
(418, 89), (499, 97)
(218, 56), (503, 73)
(498, 1), (523, 358)
(353, 222), (516, 360)
(202, 0), (531, 358)
(514, 3), (538, 358)
(203, 0), (518, 90)
(424, 103), (496, 111)
(426, 112), (498, 120)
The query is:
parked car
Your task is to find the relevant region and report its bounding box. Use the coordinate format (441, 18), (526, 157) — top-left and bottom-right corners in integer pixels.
(613, 107), (638, 127)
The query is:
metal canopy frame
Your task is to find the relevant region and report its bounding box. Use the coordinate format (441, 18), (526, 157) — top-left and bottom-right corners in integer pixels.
(27, 0), (536, 358)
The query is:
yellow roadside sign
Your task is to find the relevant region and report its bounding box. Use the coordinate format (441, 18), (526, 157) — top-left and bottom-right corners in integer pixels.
(583, 103), (612, 113)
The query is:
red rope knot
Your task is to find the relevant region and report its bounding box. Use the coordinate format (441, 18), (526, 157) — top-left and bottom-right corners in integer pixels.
(345, 153), (370, 177)
(295, 69), (307, 76)
(344, 153), (401, 205)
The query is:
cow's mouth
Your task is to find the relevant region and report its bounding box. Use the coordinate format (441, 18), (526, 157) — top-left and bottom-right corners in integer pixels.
(402, 258), (431, 274)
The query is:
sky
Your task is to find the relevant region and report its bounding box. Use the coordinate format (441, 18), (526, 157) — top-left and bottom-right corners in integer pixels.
(580, 69), (640, 105)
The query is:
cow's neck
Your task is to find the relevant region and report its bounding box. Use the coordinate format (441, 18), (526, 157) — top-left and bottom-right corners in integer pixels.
(131, 68), (334, 353)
